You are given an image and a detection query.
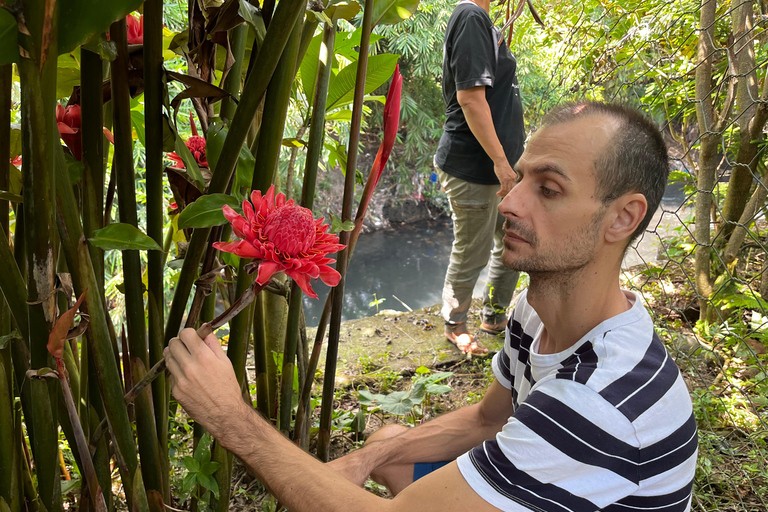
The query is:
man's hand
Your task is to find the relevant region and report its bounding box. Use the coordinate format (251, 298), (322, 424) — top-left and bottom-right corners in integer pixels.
(328, 449), (378, 488)
(164, 328), (245, 443)
(494, 158), (517, 197)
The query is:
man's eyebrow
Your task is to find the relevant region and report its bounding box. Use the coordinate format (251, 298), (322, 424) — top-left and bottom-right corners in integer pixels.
(531, 164), (571, 182)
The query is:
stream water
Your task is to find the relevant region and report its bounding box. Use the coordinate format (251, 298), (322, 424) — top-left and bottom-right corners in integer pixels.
(302, 183), (689, 327)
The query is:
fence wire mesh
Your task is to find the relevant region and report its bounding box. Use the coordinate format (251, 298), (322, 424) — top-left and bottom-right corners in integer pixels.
(509, 0), (768, 509)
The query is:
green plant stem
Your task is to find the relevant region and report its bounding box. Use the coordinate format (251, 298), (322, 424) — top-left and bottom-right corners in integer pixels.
(260, 11), (304, 433)
(80, 49), (105, 292)
(55, 358), (108, 512)
(0, 228), (28, 343)
(164, 0), (306, 343)
(18, 0), (63, 506)
(143, 1), (169, 494)
(318, 0), (374, 463)
(111, 20), (164, 500)
(252, 9), (304, 193)
(252, 293), (270, 417)
(54, 145), (142, 509)
(220, 23), (247, 124)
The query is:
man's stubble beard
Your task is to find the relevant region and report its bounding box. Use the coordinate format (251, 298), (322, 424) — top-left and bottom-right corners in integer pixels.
(502, 209), (605, 298)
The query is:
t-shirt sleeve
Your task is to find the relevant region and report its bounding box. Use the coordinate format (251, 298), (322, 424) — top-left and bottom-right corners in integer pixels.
(449, 12), (497, 91)
(457, 379), (641, 511)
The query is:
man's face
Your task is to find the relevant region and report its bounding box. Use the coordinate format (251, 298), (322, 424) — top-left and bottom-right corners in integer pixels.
(499, 115), (618, 274)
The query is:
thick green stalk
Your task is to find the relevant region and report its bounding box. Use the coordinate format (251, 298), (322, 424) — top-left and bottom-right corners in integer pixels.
(292, 22), (336, 440)
(0, 343), (19, 512)
(220, 24), (247, 124)
(250, 9), (304, 433)
(54, 146), (142, 508)
(164, 0), (306, 342)
(0, 229), (28, 343)
(252, 294), (270, 417)
(143, 1), (169, 491)
(80, 49), (105, 292)
(18, 0), (63, 506)
(318, 0), (374, 462)
(111, 20), (163, 499)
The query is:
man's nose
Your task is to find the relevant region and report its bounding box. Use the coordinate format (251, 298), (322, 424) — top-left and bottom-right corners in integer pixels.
(498, 182), (524, 218)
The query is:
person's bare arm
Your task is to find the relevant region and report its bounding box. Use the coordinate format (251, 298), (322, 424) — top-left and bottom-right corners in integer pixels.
(457, 85), (516, 196)
(328, 379), (513, 487)
(165, 328), (514, 512)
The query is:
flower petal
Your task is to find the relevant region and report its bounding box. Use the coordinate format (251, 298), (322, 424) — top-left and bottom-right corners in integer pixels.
(287, 271), (317, 299)
(317, 265), (341, 287)
(213, 240), (262, 259)
(256, 260), (283, 286)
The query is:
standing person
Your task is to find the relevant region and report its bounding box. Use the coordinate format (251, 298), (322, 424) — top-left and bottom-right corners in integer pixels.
(165, 101), (698, 511)
(436, 0), (526, 354)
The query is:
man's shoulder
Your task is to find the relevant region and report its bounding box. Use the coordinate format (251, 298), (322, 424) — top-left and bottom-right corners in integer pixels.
(448, 3), (492, 32)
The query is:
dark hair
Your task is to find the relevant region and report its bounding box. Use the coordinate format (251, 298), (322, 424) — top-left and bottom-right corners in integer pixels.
(542, 102), (670, 244)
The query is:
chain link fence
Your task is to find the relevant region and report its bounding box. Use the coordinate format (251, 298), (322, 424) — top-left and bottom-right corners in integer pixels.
(508, 0), (768, 509)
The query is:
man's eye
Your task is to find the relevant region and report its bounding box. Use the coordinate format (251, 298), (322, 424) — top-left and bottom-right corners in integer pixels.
(541, 186), (557, 198)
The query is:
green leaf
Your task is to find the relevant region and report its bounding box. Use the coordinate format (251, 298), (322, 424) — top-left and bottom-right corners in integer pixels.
(325, 110), (352, 122)
(9, 125), (21, 160)
(177, 194), (241, 230)
(368, 0), (420, 27)
(131, 110), (146, 148)
(57, 51), (82, 100)
(57, 0), (144, 55)
(196, 472), (219, 498)
(205, 122), (256, 191)
(60, 478), (82, 496)
(326, 53), (400, 112)
(379, 391), (415, 416)
(329, 213), (354, 234)
(0, 330), (22, 350)
(325, 1), (361, 22)
(88, 223), (163, 251)
(200, 461), (221, 476)
(334, 29), (384, 62)
(181, 472), (197, 493)
(0, 191), (22, 203)
(425, 384), (452, 395)
(65, 153), (84, 185)
(0, 9), (18, 66)
(238, 0), (266, 36)
(183, 456), (200, 473)
(357, 388), (380, 406)
(173, 134), (205, 188)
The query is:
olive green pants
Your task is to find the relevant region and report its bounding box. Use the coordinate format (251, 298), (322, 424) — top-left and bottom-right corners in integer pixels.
(437, 168), (520, 326)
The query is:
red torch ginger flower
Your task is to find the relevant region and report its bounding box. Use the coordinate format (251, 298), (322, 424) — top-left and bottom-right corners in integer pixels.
(56, 104), (82, 160)
(127, 15), (144, 45)
(167, 113), (208, 168)
(213, 186), (345, 299)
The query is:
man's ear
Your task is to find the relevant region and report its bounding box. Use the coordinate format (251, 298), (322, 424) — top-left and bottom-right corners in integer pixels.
(604, 193), (647, 244)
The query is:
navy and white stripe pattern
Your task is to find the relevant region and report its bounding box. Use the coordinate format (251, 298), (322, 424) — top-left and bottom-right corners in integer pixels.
(458, 290), (697, 511)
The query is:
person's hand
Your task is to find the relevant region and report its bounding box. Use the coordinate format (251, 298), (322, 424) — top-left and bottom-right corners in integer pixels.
(327, 450), (377, 488)
(494, 158), (516, 197)
(164, 328), (245, 442)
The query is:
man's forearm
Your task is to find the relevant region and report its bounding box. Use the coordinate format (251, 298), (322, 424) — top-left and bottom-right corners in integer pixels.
(221, 403), (388, 512)
(348, 401), (503, 473)
(460, 94), (507, 167)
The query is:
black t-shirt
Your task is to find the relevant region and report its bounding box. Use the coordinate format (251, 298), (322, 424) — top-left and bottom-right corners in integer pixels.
(434, 2), (525, 185)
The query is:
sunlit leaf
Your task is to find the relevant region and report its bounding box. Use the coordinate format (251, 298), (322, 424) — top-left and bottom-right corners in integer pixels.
(326, 53), (399, 112)
(177, 194), (241, 230)
(368, 0), (420, 27)
(89, 223), (163, 251)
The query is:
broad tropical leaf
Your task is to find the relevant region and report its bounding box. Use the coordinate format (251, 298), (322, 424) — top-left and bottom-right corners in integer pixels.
(326, 53), (399, 112)
(368, 0), (420, 27)
(177, 194), (241, 230)
(88, 223), (163, 251)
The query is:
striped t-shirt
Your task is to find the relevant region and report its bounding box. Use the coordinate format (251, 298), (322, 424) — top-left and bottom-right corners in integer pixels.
(457, 290), (698, 511)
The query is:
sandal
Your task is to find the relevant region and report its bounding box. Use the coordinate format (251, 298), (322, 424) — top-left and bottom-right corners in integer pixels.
(480, 319), (508, 336)
(445, 324), (488, 355)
